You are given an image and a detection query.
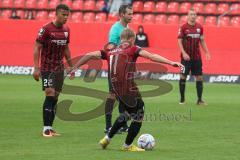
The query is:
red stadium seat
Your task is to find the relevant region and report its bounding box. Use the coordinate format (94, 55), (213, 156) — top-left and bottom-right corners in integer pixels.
(24, 10), (36, 19)
(49, 0), (60, 9)
(230, 4), (240, 15)
(231, 16), (240, 27)
(83, 12), (95, 22)
(14, 0), (25, 8)
(180, 15), (187, 25)
(196, 16), (204, 25)
(143, 14), (155, 24)
(205, 3), (217, 14)
(37, 0), (48, 9)
(133, 1), (144, 12)
(1, 10), (12, 19)
(218, 16), (230, 26)
(84, 0), (95, 11)
(25, 0), (37, 9)
(49, 11), (56, 20)
(143, 1), (155, 12)
(71, 12), (83, 22)
(62, 0), (73, 9)
(193, 3), (204, 14)
(168, 15), (179, 24)
(107, 14), (118, 22)
(218, 3), (229, 14)
(72, 0), (83, 10)
(2, 0), (13, 8)
(179, 2), (191, 13)
(16, 10), (24, 19)
(95, 12), (106, 22)
(155, 14), (167, 24)
(155, 2), (167, 12)
(167, 2), (179, 13)
(205, 16), (217, 26)
(95, 0), (104, 11)
(132, 14), (143, 24)
(36, 11), (48, 21)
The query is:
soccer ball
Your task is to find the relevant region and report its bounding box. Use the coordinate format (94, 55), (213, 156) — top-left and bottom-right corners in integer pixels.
(137, 134), (155, 150)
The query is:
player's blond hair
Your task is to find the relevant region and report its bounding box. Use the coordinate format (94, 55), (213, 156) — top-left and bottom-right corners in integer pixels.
(120, 28), (136, 41)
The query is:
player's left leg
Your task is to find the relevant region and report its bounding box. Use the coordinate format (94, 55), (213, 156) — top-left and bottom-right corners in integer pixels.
(99, 110), (129, 149)
(193, 60), (207, 106)
(49, 71), (64, 135)
(122, 98), (145, 152)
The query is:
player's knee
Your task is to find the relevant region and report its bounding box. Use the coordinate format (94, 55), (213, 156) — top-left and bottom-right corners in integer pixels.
(180, 74), (187, 80)
(118, 112), (130, 123)
(45, 88), (55, 96)
(107, 93), (116, 99)
(195, 76), (203, 81)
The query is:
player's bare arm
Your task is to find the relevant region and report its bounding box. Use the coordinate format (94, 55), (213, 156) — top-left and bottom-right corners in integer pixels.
(33, 41), (42, 81)
(200, 36), (211, 60)
(69, 51), (102, 79)
(178, 39), (190, 61)
(139, 50), (184, 68)
(64, 44), (74, 70)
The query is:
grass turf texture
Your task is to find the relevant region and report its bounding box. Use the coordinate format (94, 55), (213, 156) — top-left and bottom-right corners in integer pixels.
(0, 75), (239, 160)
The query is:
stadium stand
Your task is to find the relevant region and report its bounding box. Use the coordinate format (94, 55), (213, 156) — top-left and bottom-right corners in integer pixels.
(132, 13), (143, 23)
(0, 0), (239, 27)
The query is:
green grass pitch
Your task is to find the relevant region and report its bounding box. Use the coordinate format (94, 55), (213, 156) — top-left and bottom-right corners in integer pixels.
(0, 75), (239, 160)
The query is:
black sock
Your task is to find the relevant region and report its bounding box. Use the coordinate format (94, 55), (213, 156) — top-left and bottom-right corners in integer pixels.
(179, 79), (186, 102)
(196, 81), (203, 101)
(43, 96), (55, 127)
(125, 121), (142, 145)
(118, 102), (128, 128)
(108, 113), (129, 138)
(50, 98), (58, 126)
(105, 98), (115, 129)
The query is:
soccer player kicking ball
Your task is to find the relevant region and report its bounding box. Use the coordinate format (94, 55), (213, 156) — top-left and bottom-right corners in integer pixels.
(69, 28), (183, 151)
(33, 4), (73, 137)
(178, 8), (211, 105)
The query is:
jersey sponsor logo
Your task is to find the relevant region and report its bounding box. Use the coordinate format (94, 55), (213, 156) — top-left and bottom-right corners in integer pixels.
(38, 28), (45, 36)
(51, 40), (67, 45)
(187, 33), (201, 38)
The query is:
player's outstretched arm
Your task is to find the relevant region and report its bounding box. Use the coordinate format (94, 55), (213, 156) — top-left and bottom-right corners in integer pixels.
(33, 42), (42, 81)
(139, 50), (184, 68)
(69, 51), (102, 79)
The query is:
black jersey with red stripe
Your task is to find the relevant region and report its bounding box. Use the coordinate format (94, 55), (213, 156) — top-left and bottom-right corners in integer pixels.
(36, 22), (70, 72)
(101, 42), (142, 97)
(178, 23), (203, 60)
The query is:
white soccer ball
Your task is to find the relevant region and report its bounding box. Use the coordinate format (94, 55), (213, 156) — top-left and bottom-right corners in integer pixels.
(137, 134), (155, 150)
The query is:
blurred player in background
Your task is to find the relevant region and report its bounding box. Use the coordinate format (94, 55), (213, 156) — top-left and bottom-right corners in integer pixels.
(178, 8), (211, 105)
(69, 28), (183, 151)
(33, 4), (73, 137)
(104, 4), (133, 133)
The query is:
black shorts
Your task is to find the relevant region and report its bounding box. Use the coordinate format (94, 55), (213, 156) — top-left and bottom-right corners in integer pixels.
(41, 71), (64, 92)
(181, 60), (202, 76)
(118, 96), (144, 121)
